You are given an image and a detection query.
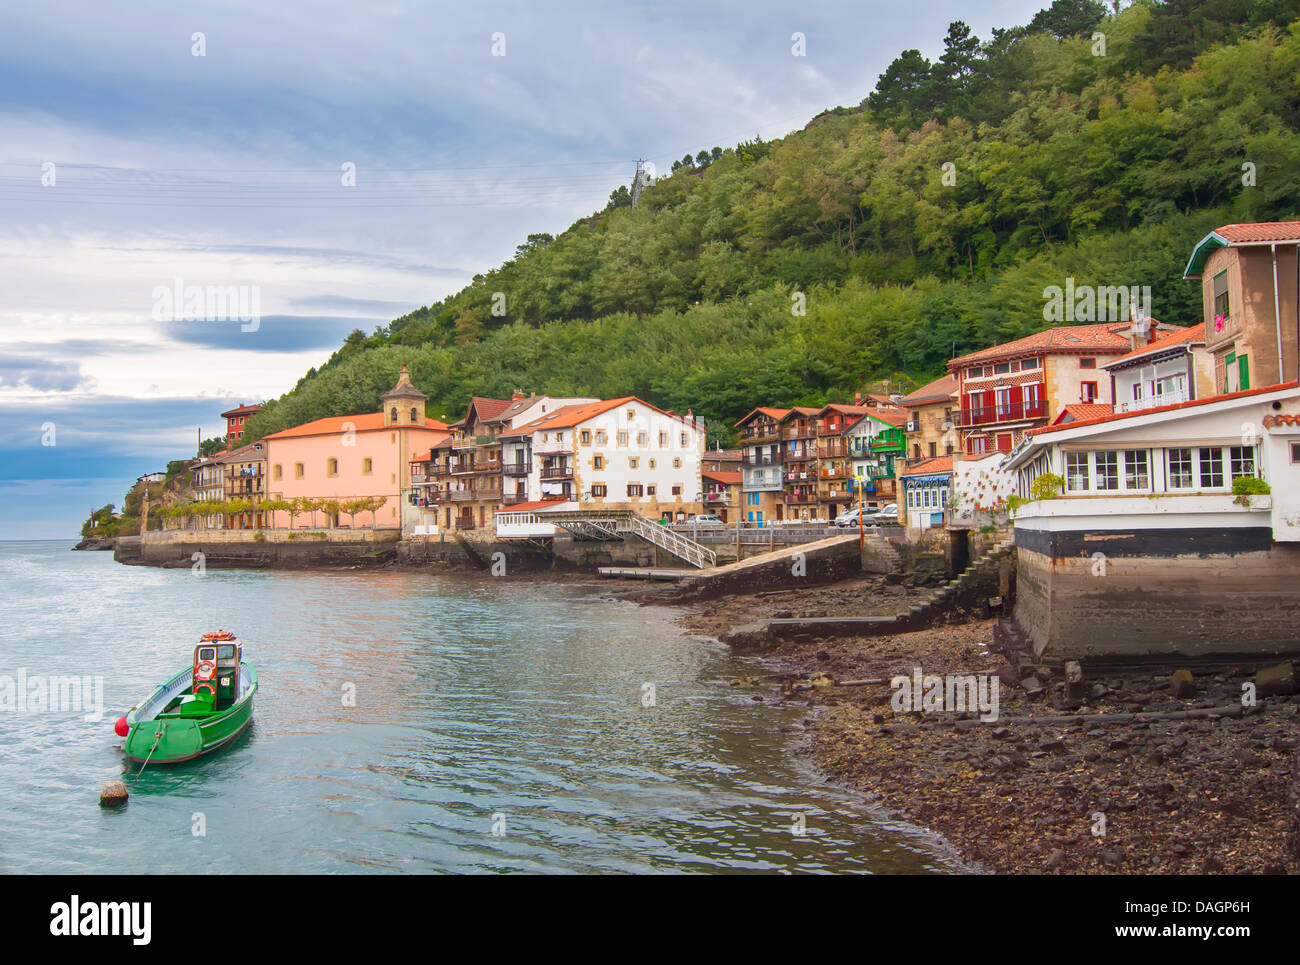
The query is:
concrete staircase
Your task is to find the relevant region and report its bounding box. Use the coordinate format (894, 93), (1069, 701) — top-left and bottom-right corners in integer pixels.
(762, 536), (1016, 643)
(896, 536), (1015, 625)
(865, 529), (903, 571)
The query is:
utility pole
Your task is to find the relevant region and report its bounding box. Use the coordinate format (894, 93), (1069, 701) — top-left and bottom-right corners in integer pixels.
(630, 158), (649, 208)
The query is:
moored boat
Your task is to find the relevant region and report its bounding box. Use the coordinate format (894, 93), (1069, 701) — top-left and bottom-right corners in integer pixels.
(115, 631), (257, 764)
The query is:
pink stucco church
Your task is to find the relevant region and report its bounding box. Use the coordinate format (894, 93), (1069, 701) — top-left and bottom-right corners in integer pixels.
(262, 365), (449, 529)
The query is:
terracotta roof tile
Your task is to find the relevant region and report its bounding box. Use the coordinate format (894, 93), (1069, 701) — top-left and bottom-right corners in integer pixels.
(702, 470), (742, 485)
(1215, 221), (1300, 243)
(264, 412), (449, 440)
(1054, 403), (1114, 425)
(1103, 322), (1205, 367)
(950, 323), (1138, 368)
(734, 407), (791, 427)
(1030, 382), (1300, 436)
(900, 456), (953, 477)
(899, 375), (958, 406)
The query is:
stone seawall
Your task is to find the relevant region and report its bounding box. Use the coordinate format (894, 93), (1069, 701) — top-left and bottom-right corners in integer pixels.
(1014, 527), (1300, 661)
(115, 528), (696, 572)
(117, 530), (403, 568)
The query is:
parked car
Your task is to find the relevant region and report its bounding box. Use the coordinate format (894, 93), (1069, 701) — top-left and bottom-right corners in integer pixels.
(833, 508), (863, 528)
(868, 504), (900, 524)
(687, 513), (726, 528)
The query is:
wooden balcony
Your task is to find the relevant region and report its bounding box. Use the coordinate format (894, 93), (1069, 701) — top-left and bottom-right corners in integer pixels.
(956, 400), (1047, 427)
(540, 465), (573, 480)
(502, 461), (530, 477)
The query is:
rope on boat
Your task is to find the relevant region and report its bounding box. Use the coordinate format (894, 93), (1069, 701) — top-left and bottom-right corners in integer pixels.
(136, 723), (165, 776)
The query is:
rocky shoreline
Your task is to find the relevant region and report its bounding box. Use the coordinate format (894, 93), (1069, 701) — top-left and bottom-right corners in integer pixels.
(662, 580), (1300, 875)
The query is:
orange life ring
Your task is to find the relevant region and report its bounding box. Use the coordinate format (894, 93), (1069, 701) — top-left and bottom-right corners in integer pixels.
(195, 660), (217, 681)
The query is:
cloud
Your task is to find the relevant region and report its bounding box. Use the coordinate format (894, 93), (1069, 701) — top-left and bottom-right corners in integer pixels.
(0, 355), (89, 392)
(165, 315), (384, 352)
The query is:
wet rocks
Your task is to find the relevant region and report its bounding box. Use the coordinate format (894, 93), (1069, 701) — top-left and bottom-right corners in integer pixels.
(1170, 669), (1196, 698)
(1256, 661), (1296, 697)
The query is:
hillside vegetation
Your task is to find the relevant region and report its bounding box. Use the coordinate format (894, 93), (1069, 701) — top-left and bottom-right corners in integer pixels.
(242, 0), (1300, 447)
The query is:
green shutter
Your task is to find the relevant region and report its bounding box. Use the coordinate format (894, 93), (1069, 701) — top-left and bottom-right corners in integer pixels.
(1239, 355), (1250, 391)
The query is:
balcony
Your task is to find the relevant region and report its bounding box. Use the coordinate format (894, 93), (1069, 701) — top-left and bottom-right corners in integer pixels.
(426, 461), (453, 477)
(784, 492), (818, 504)
(704, 491), (729, 503)
(816, 421), (844, 436)
(820, 464), (848, 479)
(502, 461), (530, 477)
(956, 400), (1047, 427)
(869, 429), (906, 450)
(455, 517), (477, 530)
(452, 434), (498, 449)
(540, 465), (573, 481)
(817, 440), (848, 458)
(783, 425), (816, 441)
(501, 492), (529, 505)
(450, 490), (476, 501)
(1116, 387), (1188, 413)
(739, 427), (779, 444)
(742, 453), (778, 467)
(784, 470), (812, 482)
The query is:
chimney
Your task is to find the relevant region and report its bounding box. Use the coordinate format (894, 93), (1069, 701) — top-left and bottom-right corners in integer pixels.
(1128, 297), (1150, 349)
(511, 388), (525, 401)
(854, 391), (862, 405)
(686, 408), (694, 426)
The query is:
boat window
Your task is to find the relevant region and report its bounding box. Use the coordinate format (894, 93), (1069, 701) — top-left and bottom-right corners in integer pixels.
(217, 644), (236, 659)
(199, 647), (216, 662)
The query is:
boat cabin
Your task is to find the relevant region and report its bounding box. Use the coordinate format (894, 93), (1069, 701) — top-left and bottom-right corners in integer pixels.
(170, 631), (242, 717)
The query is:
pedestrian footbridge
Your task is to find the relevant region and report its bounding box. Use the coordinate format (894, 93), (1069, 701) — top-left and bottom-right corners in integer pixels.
(495, 508), (716, 568)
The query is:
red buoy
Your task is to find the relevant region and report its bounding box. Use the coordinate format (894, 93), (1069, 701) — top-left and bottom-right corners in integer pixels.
(114, 716), (130, 737)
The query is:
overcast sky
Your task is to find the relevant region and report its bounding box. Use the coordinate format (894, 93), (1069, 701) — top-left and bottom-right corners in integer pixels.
(0, 0), (1046, 539)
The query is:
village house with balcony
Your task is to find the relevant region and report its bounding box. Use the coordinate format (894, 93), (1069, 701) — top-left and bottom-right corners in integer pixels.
(263, 365), (449, 530)
(898, 374), (958, 465)
(215, 440), (266, 529)
(1098, 322), (1214, 415)
(779, 407), (823, 520)
(947, 320), (1184, 458)
(735, 407), (788, 525)
(702, 469), (741, 520)
(492, 397), (706, 530)
(412, 392), (599, 533)
(1183, 221), (1300, 394)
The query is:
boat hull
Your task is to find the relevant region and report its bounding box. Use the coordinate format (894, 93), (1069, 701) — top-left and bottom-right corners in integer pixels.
(122, 663), (257, 764)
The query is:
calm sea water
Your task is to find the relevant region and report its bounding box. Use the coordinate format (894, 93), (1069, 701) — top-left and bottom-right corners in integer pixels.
(0, 541), (959, 874)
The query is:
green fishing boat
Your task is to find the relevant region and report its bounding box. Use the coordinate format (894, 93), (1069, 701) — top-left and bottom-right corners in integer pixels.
(115, 631), (257, 765)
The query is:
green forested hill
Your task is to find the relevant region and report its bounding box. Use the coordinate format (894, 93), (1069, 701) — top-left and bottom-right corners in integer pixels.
(243, 0), (1300, 447)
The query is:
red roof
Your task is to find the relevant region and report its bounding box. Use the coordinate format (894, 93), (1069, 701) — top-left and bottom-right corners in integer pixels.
(864, 409), (907, 428)
(899, 375), (958, 406)
(1216, 222), (1300, 244)
(264, 412), (449, 440)
(734, 406), (791, 427)
(502, 398), (629, 435)
(1103, 322), (1205, 367)
(950, 323), (1141, 368)
(702, 470), (742, 485)
(1053, 403), (1114, 425)
(900, 456), (953, 478)
(493, 499), (572, 514)
(220, 403), (262, 418)
(1030, 382), (1300, 436)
